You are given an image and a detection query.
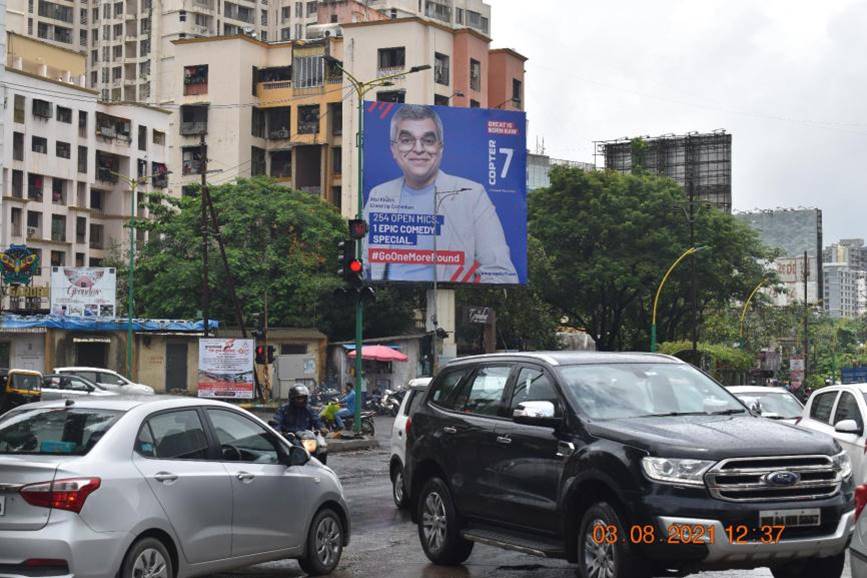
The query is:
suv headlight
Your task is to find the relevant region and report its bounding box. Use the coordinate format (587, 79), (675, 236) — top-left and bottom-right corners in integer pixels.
(832, 451), (852, 480)
(641, 457), (715, 487)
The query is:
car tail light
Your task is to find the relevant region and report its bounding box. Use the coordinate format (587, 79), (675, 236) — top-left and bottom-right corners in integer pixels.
(20, 477), (101, 513)
(856, 485), (867, 521)
(405, 417), (412, 435)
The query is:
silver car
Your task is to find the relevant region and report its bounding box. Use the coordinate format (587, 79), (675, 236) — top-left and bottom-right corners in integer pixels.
(0, 397), (349, 578)
(41, 374), (118, 401)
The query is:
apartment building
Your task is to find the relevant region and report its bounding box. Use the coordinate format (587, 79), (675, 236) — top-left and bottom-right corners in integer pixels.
(339, 16), (526, 216)
(824, 263), (867, 319)
(367, 0), (490, 34)
(170, 34), (345, 204)
(1, 34), (169, 285)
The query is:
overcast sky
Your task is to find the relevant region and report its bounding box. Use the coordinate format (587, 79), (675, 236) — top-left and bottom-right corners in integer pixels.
(492, 0), (867, 244)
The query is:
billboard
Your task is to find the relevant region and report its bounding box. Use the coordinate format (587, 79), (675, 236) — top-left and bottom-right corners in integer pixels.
(50, 267), (117, 318)
(197, 338), (255, 399)
(772, 256), (819, 305)
(362, 102), (527, 285)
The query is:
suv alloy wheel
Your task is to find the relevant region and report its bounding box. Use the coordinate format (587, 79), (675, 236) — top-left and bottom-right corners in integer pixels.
(417, 477), (474, 565)
(577, 502), (648, 578)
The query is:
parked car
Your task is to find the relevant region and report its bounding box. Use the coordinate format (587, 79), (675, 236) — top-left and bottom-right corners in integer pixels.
(41, 373), (118, 400)
(390, 377), (431, 508)
(405, 352), (855, 578)
(849, 484), (867, 578)
(0, 369), (42, 414)
(799, 383), (867, 484)
(727, 385), (804, 423)
(0, 397), (350, 578)
(53, 367), (155, 395)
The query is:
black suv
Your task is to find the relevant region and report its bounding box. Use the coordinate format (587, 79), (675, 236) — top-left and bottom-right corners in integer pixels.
(405, 352), (855, 578)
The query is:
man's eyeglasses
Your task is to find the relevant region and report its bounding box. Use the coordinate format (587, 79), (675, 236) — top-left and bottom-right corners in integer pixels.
(392, 135), (441, 153)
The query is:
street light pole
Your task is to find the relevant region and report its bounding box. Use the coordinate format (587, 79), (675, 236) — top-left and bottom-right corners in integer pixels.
(739, 277), (768, 340)
(324, 55), (430, 433)
(651, 246), (705, 352)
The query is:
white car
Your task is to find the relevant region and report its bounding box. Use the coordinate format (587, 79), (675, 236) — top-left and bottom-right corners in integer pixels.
(799, 383), (867, 483)
(53, 367), (155, 395)
(727, 385), (804, 424)
(389, 377), (430, 508)
(41, 373), (119, 400)
(849, 483), (867, 578)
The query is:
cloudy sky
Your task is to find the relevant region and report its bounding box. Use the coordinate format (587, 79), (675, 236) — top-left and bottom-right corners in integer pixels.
(492, 0), (866, 244)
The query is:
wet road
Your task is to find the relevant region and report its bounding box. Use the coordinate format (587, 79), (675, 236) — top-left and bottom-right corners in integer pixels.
(216, 416), (852, 578)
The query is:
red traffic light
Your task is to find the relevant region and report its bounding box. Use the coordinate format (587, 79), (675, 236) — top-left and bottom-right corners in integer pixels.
(348, 259), (363, 273)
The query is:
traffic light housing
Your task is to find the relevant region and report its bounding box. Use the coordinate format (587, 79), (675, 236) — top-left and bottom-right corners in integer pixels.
(337, 239), (364, 288)
(267, 345), (276, 364)
(255, 345), (266, 364)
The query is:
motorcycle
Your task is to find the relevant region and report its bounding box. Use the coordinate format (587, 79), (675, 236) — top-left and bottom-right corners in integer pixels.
(380, 389), (402, 417)
(318, 400), (376, 436)
(268, 421), (329, 465)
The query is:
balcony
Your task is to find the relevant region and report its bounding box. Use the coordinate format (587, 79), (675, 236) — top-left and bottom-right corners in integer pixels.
(181, 121), (208, 136)
(28, 188), (44, 202)
(96, 168), (118, 183)
(261, 80), (292, 91)
(180, 104), (209, 136)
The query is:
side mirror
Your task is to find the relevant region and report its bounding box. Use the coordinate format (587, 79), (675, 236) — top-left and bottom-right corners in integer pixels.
(749, 401), (763, 416)
(513, 401), (561, 428)
(85, 385), (95, 393)
(286, 445), (310, 466)
(835, 419), (863, 435)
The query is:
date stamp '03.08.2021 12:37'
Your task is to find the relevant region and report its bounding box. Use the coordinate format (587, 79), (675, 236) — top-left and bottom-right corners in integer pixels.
(591, 524), (787, 545)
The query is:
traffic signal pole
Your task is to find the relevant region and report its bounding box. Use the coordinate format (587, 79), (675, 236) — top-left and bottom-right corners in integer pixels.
(354, 90), (364, 435)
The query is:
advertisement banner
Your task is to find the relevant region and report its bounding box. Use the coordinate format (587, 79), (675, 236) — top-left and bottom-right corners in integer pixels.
(197, 338), (255, 399)
(362, 102), (527, 285)
(50, 267), (117, 318)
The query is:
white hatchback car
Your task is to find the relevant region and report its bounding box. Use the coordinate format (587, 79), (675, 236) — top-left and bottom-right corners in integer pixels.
(799, 383), (867, 484)
(727, 385), (803, 424)
(389, 377), (430, 508)
(53, 367), (155, 395)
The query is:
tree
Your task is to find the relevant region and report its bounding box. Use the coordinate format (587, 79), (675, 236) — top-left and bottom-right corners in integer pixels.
(130, 178), (418, 339)
(529, 166), (772, 351)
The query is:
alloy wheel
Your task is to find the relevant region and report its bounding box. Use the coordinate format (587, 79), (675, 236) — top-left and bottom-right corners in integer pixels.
(314, 515), (342, 568)
(394, 471), (405, 503)
(584, 519), (616, 578)
(132, 548), (169, 578)
(422, 491), (447, 552)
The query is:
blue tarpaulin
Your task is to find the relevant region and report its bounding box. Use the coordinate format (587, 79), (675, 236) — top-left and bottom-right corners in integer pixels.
(0, 314), (218, 333)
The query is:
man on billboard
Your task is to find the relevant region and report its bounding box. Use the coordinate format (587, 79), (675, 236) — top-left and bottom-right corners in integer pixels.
(364, 104), (518, 284)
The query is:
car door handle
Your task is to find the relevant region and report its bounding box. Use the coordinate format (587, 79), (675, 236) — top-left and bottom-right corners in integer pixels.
(237, 471), (255, 483)
(496, 435), (512, 445)
(442, 426), (457, 434)
(557, 441), (576, 458)
(153, 472), (178, 484)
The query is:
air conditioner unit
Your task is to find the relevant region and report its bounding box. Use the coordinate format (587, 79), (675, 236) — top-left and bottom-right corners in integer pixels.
(27, 227), (39, 239)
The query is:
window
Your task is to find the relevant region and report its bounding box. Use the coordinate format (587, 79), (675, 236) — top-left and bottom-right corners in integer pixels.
(509, 367), (562, 417)
(113, 44), (122, 59)
(833, 391), (863, 429)
(57, 106), (72, 123)
(810, 391), (838, 424)
(425, 0), (450, 22)
(306, 0), (316, 15)
(469, 58), (481, 91)
(14, 95), (25, 123)
(512, 79), (522, 107)
(376, 90), (405, 103)
(281, 27), (291, 41)
(280, 344), (307, 355)
(136, 410), (209, 460)
(332, 147), (341, 174)
(89, 189), (104, 210)
(281, 6), (289, 20)
(182, 146), (205, 175)
(27, 211), (41, 230)
(297, 105), (319, 134)
(294, 1), (301, 17)
(13, 132), (24, 161)
(455, 7), (463, 23)
(251, 107), (265, 138)
(153, 130), (165, 145)
(378, 47), (405, 70)
(76, 253), (85, 266)
(434, 94), (449, 106)
(78, 146), (88, 173)
(330, 102), (342, 135)
(0, 408), (122, 456)
(12, 172), (23, 199)
(32, 136), (48, 154)
(33, 99), (53, 119)
(28, 175), (44, 201)
(79, 110), (88, 131)
(138, 125), (147, 150)
(56, 141), (71, 159)
(470, 99), (480, 108)
(430, 368), (471, 409)
(295, 23), (302, 39)
(452, 366), (511, 416)
(207, 409), (280, 464)
(261, 9), (267, 25)
(11, 208), (22, 235)
(183, 64), (209, 95)
(51, 179), (66, 204)
(293, 55), (324, 88)
(50, 250), (65, 266)
(76, 217), (87, 243)
(89, 224), (104, 249)
(251, 146), (266, 176)
(434, 52), (449, 86)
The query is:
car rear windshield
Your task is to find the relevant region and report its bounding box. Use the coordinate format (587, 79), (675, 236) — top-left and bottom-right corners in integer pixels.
(736, 392), (803, 419)
(0, 407), (123, 455)
(558, 363), (745, 420)
(10, 373), (41, 391)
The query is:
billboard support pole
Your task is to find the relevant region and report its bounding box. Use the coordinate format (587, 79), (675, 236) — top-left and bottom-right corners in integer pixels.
(803, 250), (809, 383)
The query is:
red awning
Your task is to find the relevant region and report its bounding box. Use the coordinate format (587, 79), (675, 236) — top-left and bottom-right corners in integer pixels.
(347, 345), (409, 362)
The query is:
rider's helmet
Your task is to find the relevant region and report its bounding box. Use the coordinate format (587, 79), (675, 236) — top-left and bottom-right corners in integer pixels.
(290, 384), (310, 406)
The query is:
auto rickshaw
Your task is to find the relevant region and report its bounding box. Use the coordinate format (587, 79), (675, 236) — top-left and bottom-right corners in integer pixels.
(0, 368), (43, 415)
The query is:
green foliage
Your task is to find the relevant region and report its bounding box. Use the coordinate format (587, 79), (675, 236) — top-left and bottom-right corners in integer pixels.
(658, 340), (753, 371)
(528, 166), (773, 351)
(129, 178), (418, 338)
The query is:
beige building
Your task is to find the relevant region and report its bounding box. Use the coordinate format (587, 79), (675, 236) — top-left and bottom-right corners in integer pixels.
(1, 34), (169, 294)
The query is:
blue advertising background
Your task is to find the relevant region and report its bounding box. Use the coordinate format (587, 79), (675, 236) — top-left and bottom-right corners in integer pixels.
(362, 101), (527, 284)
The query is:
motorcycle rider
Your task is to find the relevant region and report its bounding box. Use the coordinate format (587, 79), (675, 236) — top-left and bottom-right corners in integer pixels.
(336, 381), (356, 428)
(275, 385), (323, 433)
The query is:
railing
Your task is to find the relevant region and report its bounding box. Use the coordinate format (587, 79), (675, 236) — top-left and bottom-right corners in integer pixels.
(180, 121), (208, 135)
(267, 128), (290, 140)
(260, 80), (292, 90)
(183, 161), (203, 175)
(270, 165), (292, 178)
(377, 66), (405, 78)
(28, 188), (43, 201)
(96, 168), (118, 183)
(89, 238), (104, 249)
